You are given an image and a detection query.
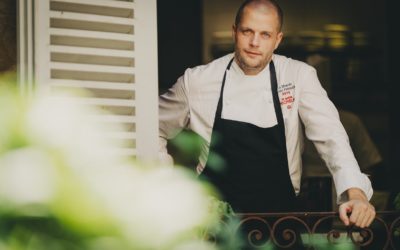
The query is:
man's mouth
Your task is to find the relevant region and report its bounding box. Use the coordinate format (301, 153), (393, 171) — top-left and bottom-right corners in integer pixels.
(245, 50), (261, 57)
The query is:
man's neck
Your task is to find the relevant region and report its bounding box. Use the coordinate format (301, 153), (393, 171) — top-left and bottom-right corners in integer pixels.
(234, 57), (271, 76)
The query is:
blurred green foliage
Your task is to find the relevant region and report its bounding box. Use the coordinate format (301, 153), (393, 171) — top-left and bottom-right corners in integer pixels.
(0, 83), (229, 250)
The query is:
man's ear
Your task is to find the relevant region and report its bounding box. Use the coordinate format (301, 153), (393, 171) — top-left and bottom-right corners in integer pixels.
(232, 25), (237, 41)
(274, 32), (284, 50)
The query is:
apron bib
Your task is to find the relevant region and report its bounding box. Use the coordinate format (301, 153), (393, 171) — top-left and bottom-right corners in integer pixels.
(200, 58), (297, 213)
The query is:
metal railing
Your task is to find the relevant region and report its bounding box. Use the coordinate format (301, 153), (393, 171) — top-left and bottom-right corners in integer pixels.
(207, 211), (400, 249)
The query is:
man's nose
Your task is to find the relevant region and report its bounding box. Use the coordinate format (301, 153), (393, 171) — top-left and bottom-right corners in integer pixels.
(250, 33), (260, 47)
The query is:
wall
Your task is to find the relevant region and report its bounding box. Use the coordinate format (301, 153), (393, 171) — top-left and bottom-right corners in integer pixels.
(157, 0), (203, 93)
(0, 0), (16, 73)
(202, 0), (385, 63)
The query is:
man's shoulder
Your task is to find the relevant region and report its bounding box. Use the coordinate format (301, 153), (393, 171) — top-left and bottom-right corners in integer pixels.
(185, 53), (233, 80)
(273, 54), (315, 73)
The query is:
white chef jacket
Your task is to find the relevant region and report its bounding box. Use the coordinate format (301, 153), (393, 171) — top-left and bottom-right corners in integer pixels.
(159, 53), (373, 204)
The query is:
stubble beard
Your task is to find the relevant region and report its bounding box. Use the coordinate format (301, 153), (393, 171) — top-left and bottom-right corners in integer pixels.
(235, 48), (269, 75)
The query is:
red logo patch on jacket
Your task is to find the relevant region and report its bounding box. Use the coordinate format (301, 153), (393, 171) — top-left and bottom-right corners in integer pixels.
(278, 83), (295, 109)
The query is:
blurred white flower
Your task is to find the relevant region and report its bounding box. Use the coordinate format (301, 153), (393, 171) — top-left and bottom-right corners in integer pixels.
(126, 167), (215, 247)
(0, 147), (56, 208)
(82, 163), (218, 249)
(27, 95), (123, 168)
(0, 89), (222, 249)
(173, 239), (217, 250)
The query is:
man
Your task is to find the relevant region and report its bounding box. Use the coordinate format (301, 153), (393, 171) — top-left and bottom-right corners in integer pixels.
(159, 0), (375, 228)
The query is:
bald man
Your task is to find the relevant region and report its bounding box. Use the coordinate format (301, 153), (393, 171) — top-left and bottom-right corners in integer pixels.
(159, 0), (375, 228)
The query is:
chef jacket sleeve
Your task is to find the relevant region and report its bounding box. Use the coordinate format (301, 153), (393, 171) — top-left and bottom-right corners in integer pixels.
(298, 67), (373, 204)
(158, 71), (190, 165)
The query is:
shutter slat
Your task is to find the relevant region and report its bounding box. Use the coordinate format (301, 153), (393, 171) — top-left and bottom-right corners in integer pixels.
(51, 62), (134, 74)
(51, 70), (134, 83)
(50, 10), (134, 26)
(107, 132), (136, 139)
(111, 148), (137, 157)
(89, 114), (137, 124)
(50, 10), (134, 34)
(50, 79), (135, 91)
(50, 45), (134, 58)
(50, 45), (135, 66)
(50, 0), (135, 9)
(72, 97), (135, 107)
(50, 28), (134, 42)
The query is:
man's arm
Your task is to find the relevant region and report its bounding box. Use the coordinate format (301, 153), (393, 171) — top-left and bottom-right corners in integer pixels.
(158, 74), (190, 165)
(298, 67), (375, 226)
(339, 188), (376, 228)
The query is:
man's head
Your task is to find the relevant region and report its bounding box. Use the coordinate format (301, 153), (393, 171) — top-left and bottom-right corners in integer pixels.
(235, 0), (283, 32)
(232, 0), (284, 75)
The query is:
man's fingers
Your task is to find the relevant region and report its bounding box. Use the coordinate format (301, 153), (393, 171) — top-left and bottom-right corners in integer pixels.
(359, 211), (370, 228)
(339, 203), (351, 226)
(349, 202), (376, 228)
(339, 200), (376, 228)
(348, 201), (364, 226)
(349, 208), (361, 226)
(358, 208), (374, 228)
(366, 207), (376, 227)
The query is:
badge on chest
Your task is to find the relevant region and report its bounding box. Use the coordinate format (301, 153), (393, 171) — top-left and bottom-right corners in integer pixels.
(278, 82), (295, 109)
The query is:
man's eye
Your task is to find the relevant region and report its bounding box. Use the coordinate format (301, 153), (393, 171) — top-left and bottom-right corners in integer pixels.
(242, 30), (251, 35)
(262, 33), (271, 38)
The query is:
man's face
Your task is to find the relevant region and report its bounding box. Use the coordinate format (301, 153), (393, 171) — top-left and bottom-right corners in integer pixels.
(233, 6), (283, 75)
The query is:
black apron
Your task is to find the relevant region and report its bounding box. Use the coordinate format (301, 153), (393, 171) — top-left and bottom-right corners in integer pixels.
(200, 58), (297, 213)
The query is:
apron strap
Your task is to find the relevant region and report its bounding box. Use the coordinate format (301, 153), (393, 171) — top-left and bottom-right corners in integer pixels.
(270, 60), (288, 155)
(270, 61), (285, 127)
(215, 58), (234, 118)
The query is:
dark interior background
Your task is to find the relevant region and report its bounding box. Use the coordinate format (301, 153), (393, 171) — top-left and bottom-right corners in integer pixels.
(0, 0), (16, 73)
(157, 0), (400, 210)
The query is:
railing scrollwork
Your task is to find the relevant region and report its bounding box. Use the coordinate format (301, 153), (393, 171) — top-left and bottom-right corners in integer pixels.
(207, 211), (400, 249)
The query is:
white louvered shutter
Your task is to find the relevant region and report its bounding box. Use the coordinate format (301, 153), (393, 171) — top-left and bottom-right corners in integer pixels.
(29, 0), (159, 161)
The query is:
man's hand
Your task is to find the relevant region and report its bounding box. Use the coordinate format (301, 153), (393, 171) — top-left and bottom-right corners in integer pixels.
(338, 188), (376, 228)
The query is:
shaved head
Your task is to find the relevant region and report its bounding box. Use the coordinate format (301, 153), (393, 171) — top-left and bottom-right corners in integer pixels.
(234, 0), (283, 31)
